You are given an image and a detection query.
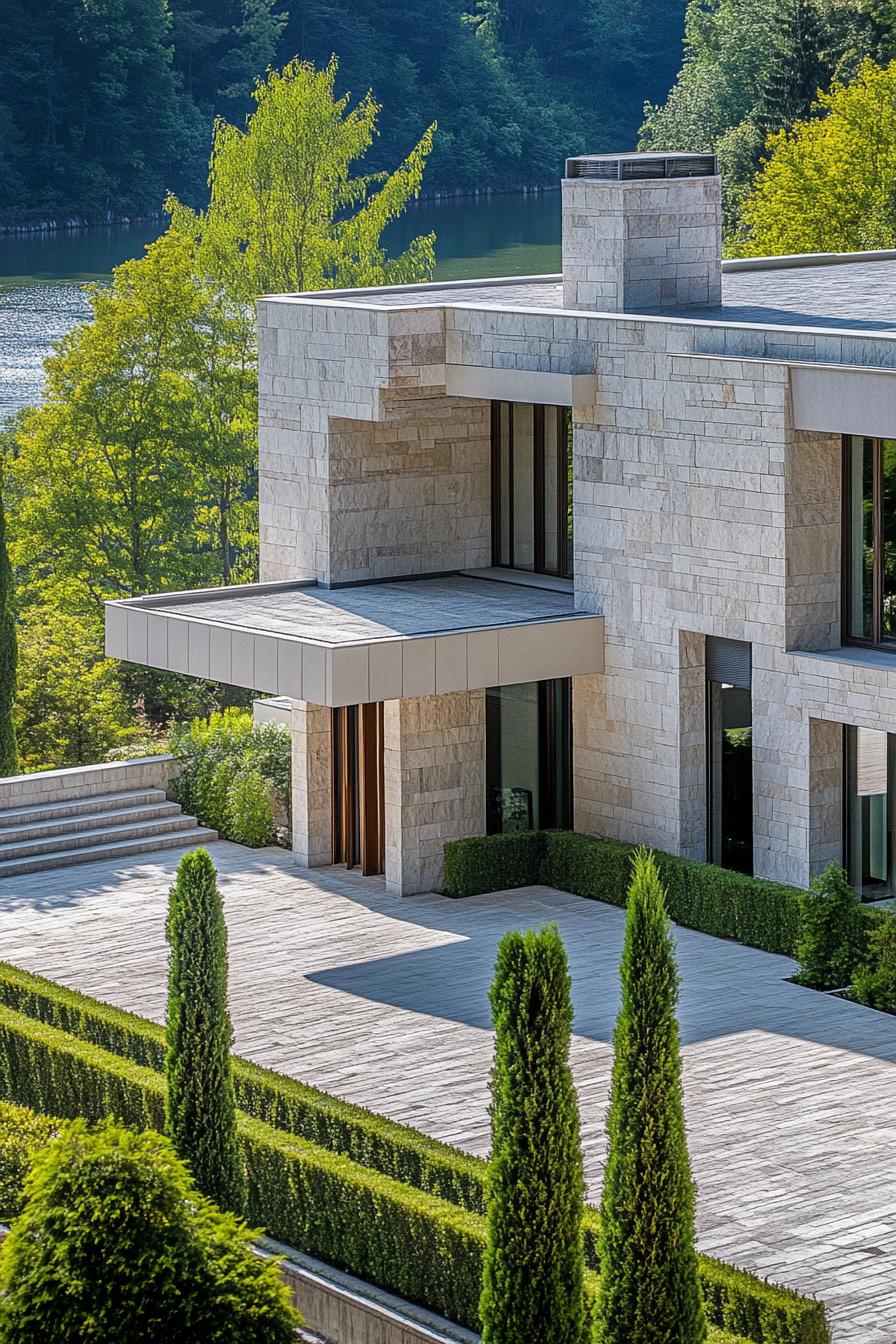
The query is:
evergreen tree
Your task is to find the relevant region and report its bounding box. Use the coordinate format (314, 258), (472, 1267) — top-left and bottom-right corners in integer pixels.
(480, 923), (587, 1344)
(0, 1120), (297, 1342)
(0, 479), (17, 777)
(795, 862), (866, 989)
(165, 848), (245, 1214)
(596, 849), (706, 1344)
(755, 0), (828, 138)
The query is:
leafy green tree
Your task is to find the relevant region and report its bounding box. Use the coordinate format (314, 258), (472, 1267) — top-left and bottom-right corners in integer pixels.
(795, 862), (867, 989)
(170, 0), (286, 120)
(9, 229), (257, 610)
(640, 0), (881, 235)
(169, 58), (437, 303)
(0, 1119), (298, 1343)
(597, 848), (706, 1344)
(166, 849), (245, 1214)
(0, 0), (192, 225)
(13, 611), (133, 771)
(480, 923), (587, 1344)
(0, 478), (17, 776)
(740, 58), (896, 253)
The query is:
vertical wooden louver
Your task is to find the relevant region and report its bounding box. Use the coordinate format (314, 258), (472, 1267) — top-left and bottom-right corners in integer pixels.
(332, 703), (385, 875)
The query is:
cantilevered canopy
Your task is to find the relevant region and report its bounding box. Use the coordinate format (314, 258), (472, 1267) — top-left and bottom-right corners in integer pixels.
(105, 574), (604, 707)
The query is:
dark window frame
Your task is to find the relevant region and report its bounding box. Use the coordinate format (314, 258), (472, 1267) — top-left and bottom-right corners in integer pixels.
(842, 433), (896, 650)
(491, 401), (573, 578)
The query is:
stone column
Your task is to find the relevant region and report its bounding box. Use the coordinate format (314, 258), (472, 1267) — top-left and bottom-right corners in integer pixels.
(382, 691), (486, 897)
(290, 700), (332, 868)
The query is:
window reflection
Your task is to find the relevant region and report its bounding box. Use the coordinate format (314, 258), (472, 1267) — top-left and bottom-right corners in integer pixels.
(844, 435), (896, 646)
(491, 402), (573, 578)
(486, 679), (572, 834)
(846, 725), (896, 900)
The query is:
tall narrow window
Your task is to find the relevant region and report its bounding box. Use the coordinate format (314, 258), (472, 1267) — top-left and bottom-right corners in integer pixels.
(844, 434), (896, 647)
(706, 637), (753, 875)
(486, 679), (572, 834)
(846, 725), (896, 899)
(491, 402), (572, 577)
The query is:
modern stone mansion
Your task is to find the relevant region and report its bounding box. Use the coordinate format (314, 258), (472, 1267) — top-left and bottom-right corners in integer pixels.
(106, 151), (896, 902)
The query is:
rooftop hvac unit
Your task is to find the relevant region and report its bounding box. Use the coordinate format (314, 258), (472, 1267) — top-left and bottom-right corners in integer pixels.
(566, 152), (718, 181)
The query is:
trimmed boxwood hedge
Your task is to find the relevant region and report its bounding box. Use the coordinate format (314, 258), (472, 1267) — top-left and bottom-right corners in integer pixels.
(0, 970), (830, 1344)
(444, 830), (803, 957)
(0, 960), (484, 1211)
(0, 1004), (486, 1328)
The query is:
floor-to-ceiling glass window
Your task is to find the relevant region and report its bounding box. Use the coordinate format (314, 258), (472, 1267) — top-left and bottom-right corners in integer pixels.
(844, 435), (896, 646)
(491, 402), (573, 577)
(706, 637), (753, 875)
(845, 725), (896, 899)
(485, 679), (572, 833)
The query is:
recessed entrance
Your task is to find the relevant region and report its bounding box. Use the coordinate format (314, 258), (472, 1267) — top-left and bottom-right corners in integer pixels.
(331, 704), (385, 875)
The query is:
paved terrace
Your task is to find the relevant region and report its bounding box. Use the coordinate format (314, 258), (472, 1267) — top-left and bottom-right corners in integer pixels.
(1, 841), (895, 1343)
(307, 255), (896, 332)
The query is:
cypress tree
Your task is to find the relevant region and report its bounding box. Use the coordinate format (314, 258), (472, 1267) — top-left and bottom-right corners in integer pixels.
(0, 479), (18, 777)
(596, 848), (706, 1344)
(480, 923), (587, 1344)
(165, 847), (245, 1213)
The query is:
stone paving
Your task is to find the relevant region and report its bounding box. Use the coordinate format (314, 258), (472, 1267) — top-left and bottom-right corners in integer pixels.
(1, 840), (895, 1343)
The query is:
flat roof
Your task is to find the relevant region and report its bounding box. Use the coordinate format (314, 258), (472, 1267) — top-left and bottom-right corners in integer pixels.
(268, 253), (896, 332)
(105, 573), (604, 707)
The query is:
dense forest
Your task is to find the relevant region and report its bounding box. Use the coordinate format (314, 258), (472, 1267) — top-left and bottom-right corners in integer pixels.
(0, 0), (688, 225)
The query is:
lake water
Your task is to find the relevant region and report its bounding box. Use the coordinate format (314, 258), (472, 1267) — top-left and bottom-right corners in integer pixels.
(0, 192), (562, 421)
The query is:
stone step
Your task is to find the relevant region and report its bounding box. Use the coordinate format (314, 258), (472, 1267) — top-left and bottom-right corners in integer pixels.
(0, 828), (218, 878)
(0, 800), (183, 844)
(0, 788), (168, 829)
(0, 814), (205, 862)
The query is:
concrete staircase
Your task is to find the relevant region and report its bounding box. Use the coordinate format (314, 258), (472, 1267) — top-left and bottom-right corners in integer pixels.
(0, 787), (217, 878)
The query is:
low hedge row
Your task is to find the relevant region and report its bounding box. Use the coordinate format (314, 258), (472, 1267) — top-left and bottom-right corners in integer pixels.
(0, 1004), (485, 1328)
(444, 830), (803, 957)
(0, 960), (485, 1211)
(0, 975), (830, 1344)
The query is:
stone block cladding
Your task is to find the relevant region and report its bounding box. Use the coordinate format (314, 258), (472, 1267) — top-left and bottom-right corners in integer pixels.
(291, 700), (332, 868)
(257, 300), (484, 585)
(445, 302), (896, 887)
(561, 175), (723, 312)
(383, 691), (486, 896)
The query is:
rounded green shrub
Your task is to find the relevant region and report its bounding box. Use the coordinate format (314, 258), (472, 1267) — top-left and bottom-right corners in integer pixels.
(0, 1100), (59, 1222)
(166, 848), (245, 1213)
(795, 863), (866, 990)
(171, 708), (289, 844)
(597, 847), (706, 1344)
(480, 922), (587, 1344)
(0, 1119), (299, 1343)
(227, 769), (275, 848)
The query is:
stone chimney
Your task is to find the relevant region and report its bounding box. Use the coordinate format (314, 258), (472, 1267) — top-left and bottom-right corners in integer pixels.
(561, 152), (722, 312)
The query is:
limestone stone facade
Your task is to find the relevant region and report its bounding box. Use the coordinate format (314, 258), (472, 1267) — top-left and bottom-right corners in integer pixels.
(106, 151), (896, 896)
(561, 173), (723, 312)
